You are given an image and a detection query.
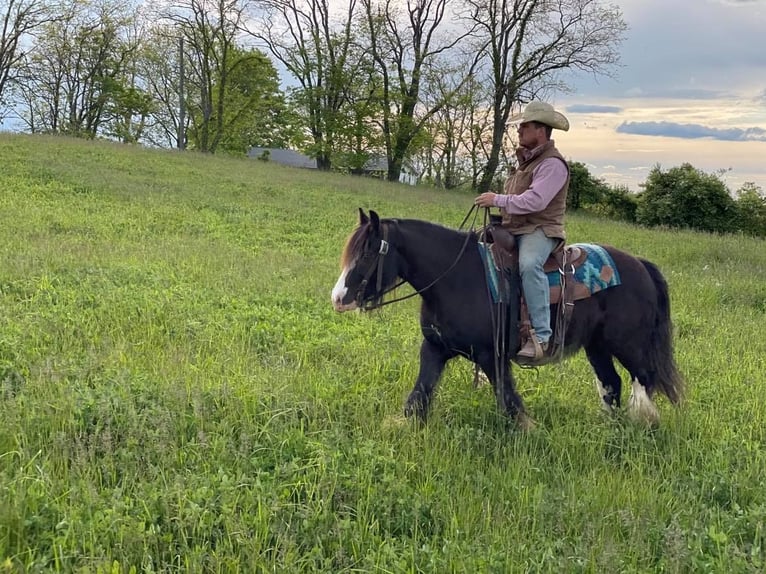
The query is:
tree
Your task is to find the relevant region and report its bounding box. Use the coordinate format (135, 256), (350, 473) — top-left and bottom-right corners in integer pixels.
(134, 24), (187, 148)
(161, 0), (257, 153)
(735, 182), (766, 237)
(249, 0), (361, 170)
(360, 0), (476, 182)
(415, 59), (491, 189)
(567, 161), (606, 209)
(15, 0), (141, 137)
(566, 161), (637, 221)
(0, 0), (58, 118)
(330, 45), (386, 174)
(464, 0), (626, 192)
(214, 47), (297, 153)
(636, 163), (737, 234)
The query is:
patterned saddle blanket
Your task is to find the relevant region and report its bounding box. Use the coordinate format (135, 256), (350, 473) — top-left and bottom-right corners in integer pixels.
(478, 242), (621, 305)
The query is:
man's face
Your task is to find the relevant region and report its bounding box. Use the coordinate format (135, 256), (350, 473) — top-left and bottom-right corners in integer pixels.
(517, 121), (547, 149)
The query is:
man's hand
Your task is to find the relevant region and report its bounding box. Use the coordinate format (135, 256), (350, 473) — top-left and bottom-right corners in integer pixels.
(474, 192), (497, 208)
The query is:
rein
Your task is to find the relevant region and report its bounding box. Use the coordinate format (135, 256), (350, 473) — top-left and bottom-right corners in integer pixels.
(357, 205), (482, 311)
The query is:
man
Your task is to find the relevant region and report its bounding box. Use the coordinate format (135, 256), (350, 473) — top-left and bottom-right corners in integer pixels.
(475, 101), (571, 361)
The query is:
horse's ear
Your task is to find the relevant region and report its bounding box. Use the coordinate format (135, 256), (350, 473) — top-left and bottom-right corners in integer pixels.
(358, 208), (369, 226)
(369, 210), (381, 231)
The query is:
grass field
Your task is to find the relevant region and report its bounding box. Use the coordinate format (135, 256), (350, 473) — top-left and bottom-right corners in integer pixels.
(1, 133), (765, 573)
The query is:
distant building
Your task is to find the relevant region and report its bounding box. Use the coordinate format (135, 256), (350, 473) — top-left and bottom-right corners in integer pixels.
(247, 147), (317, 169)
(247, 147), (418, 186)
(362, 157), (418, 186)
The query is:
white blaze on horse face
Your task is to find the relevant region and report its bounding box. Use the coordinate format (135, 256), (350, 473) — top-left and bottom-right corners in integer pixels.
(332, 265), (358, 312)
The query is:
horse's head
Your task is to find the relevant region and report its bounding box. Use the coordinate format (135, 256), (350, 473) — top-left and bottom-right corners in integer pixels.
(332, 209), (400, 312)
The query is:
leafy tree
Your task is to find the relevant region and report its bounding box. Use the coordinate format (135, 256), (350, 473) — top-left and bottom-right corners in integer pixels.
(0, 0), (58, 118)
(566, 161), (636, 221)
(567, 161), (604, 209)
(215, 47), (297, 154)
(636, 163), (737, 234)
(590, 184), (637, 222)
(464, 0), (627, 193)
(15, 0), (140, 137)
(326, 41), (386, 174)
(734, 182), (766, 237)
(134, 24), (187, 148)
(162, 0), (257, 153)
(359, 0), (475, 183)
(249, 0), (361, 170)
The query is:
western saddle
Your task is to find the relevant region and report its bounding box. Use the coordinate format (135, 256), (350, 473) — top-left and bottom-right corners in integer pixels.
(480, 221), (582, 364)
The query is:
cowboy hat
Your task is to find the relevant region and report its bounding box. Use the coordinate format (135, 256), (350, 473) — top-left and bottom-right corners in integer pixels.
(509, 101), (570, 131)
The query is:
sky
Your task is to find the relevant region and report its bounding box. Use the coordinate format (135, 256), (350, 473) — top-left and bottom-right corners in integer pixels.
(550, 0), (766, 192)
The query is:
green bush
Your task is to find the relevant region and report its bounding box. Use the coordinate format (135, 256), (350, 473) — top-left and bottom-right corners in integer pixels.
(567, 161), (605, 210)
(566, 162), (637, 222)
(734, 182), (766, 237)
(636, 163), (737, 233)
(589, 184), (638, 223)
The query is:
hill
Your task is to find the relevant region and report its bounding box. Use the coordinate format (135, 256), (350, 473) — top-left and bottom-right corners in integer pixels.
(1, 134), (765, 572)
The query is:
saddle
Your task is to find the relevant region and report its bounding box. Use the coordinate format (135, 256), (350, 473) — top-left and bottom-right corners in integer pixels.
(480, 221), (585, 363)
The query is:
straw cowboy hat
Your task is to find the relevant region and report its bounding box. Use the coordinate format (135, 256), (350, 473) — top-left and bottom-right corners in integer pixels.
(509, 101), (570, 131)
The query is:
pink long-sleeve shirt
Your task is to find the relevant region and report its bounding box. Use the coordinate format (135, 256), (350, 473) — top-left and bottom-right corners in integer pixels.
(493, 151), (568, 215)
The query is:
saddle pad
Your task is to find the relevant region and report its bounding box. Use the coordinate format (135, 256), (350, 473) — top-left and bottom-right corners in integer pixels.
(547, 243), (621, 302)
(478, 242), (621, 305)
(478, 241), (509, 304)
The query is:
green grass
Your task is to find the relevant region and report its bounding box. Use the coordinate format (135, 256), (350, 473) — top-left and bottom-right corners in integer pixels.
(1, 133), (765, 573)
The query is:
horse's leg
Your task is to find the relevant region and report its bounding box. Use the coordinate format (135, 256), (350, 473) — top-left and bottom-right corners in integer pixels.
(613, 350), (660, 427)
(403, 339), (450, 422)
(626, 372), (660, 427)
(585, 344), (622, 413)
(477, 354), (535, 431)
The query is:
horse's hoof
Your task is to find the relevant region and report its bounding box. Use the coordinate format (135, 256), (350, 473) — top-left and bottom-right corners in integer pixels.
(382, 414), (408, 430)
(472, 370), (489, 388)
(516, 412), (536, 432)
(627, 379), (660, 428)
(403, 398), (427, 422)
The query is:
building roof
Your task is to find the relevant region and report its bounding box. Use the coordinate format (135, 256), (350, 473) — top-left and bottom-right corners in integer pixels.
(248, 147), (317, 169)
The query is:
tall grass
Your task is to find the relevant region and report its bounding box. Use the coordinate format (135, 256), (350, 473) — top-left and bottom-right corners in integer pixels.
(1, 134), (765, 572)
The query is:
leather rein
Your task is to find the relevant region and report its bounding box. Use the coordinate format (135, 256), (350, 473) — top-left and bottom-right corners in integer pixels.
(355, 206), (481, 311)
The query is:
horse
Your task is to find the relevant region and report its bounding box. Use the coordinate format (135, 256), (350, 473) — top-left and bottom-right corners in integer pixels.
(331, 209), (684, 430)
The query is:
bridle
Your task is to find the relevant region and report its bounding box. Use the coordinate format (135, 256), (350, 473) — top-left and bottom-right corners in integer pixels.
(354, 224), (398, 310)
(354, 206), (482, 311)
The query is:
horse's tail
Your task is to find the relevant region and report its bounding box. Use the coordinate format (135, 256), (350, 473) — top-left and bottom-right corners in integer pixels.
(640, 258), (684, 404)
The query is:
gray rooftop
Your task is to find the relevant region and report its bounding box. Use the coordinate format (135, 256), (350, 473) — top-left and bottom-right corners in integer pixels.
(248, 148), (317, 169)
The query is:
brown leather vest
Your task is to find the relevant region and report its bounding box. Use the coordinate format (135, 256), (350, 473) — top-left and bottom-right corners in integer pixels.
(501, 141), (569, 240)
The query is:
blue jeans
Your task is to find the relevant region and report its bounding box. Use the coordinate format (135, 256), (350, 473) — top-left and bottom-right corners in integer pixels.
(516, 228), (557, 343)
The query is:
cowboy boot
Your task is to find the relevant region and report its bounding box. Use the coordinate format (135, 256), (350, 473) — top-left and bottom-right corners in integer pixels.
(517, 337), (548, 360)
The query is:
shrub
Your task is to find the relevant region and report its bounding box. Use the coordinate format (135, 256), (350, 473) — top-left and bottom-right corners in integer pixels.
(589, 184), (638, 223)
(566, 162), (637, 222)
(734, 182), (766, 237)
(567, 161), (605, 210)
(635, 163), (737, 233)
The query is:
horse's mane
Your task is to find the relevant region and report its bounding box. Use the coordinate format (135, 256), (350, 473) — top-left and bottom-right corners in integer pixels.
(340, 217), (470, 269)
(340, 221), (371, 268)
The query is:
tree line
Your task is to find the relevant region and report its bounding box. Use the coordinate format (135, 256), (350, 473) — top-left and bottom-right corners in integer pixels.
(5, 0), (763, 236)
(569, 162), (766, 238)
(1, 0), (625, 192)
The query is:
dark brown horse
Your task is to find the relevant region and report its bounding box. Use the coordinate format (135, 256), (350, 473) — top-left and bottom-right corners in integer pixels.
(331, 209), (683, 429)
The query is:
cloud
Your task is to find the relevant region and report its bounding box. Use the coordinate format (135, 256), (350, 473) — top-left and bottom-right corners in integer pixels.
(616, 121), (766, 141)
(566, 104), (623, 114)
(622, 87), (729, 100)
